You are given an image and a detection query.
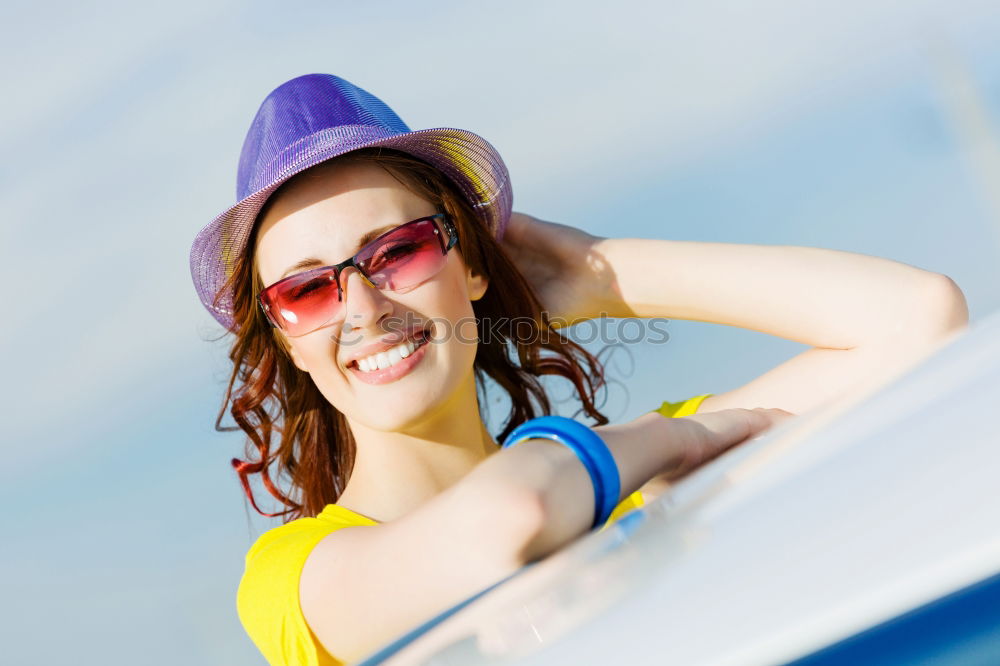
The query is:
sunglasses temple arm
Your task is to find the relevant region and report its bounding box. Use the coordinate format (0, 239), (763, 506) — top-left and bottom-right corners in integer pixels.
(441, 216), (459, 251)
(257, 297), (279, 329)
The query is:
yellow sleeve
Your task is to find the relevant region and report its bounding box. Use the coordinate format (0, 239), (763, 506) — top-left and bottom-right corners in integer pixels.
(236, 518), (350, 666)
(600, 394), (715, 529)
(653, 393), (714, 418)
(604, 490), (644, 526)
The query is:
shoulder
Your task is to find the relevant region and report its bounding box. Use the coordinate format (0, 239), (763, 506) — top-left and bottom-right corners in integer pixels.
(241, 506), (376, 568)
(651, 393), (714, 418)
(237, 505), (376, 666)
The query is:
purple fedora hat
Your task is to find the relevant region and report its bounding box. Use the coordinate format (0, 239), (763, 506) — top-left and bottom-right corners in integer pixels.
(189, 73), (513, 330)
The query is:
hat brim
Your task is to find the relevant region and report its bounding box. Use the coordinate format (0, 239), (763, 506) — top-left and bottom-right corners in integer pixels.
(189, 127), (512, 331)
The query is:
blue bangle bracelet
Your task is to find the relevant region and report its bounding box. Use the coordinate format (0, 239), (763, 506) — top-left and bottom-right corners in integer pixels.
(501, 415), (621, 529)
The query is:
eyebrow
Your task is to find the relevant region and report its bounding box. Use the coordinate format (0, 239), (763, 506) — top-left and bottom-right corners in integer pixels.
(279, 223), (397, 279)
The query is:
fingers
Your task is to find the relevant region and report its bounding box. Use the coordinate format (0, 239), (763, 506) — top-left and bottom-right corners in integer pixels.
(678, 407), (797, 471)
(746, 407), (796, 435)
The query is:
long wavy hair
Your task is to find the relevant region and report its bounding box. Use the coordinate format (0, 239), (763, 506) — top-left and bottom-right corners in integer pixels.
(213, 147), (611, 521)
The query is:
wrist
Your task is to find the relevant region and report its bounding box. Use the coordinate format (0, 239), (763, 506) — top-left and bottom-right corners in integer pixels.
(592, 413), (691, 494)
(586, 237), (631, 319)
(503, 416), (620, 528)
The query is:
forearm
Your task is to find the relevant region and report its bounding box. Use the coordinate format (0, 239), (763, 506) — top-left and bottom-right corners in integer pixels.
(590, 238), (967, 348)
(470, 413), (698, 563)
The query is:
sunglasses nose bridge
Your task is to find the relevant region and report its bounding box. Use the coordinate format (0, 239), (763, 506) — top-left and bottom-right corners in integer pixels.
(337, 266), (393, 331)
(338, 265), (380, 301)
(337, 264), (378, 294)
(333, 263), (376, 297)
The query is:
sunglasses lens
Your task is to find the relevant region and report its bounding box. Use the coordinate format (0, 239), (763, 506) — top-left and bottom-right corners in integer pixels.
(357, 218), (447, 291)
(261, 269), (341, 337)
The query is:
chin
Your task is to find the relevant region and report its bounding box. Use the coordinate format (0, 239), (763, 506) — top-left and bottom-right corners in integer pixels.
(335, 376), (455, 430)
(354, 392), (448, 433)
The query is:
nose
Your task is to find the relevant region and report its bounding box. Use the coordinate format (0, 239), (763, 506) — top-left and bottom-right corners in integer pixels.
(338, 266), (393, 336)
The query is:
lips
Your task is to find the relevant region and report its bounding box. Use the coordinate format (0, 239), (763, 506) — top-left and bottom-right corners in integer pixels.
(347, 330), (432, 385)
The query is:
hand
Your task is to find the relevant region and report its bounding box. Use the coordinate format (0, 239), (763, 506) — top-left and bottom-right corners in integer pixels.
(657, 408), (796, 482)
(501, 212), (618, 327)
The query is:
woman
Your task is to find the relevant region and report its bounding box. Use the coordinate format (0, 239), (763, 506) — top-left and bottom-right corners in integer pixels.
(189, 74), (967, 665)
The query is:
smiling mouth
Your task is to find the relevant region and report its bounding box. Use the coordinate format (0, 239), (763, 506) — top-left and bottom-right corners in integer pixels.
(348, 327), (431, 373)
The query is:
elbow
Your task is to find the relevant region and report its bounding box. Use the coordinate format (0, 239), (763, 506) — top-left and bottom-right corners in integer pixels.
(457, 480), (548, 573)
(912, 273), (970, 341)
(877, 273), (968, 354)
(489, 486), (548, 568)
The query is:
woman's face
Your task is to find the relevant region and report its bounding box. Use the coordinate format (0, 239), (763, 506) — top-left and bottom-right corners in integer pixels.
(253, 160), (488, 432)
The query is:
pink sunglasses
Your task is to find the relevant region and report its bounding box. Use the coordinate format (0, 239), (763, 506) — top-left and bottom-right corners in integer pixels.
(259, 213), (458, 336)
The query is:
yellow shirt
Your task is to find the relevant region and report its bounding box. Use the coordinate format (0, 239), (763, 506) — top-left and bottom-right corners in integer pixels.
(236, 393), (713, 665)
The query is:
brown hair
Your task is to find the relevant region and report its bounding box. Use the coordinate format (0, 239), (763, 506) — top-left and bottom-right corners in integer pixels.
(212, 148), (611, 521)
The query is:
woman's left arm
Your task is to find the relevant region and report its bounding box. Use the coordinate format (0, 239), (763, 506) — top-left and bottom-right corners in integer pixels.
(503, 213), (970, 415)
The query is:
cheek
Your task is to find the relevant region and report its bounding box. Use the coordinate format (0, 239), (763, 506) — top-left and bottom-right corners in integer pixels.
(287, 336), (351, 400)
(287, 333), (327, 370)
(431, 265), (480, 346)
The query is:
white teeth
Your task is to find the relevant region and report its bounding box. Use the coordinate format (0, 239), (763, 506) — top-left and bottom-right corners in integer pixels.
(388, 347), (403, 365)
(357, 340), (420, 372)
(354, 336), (423, 373)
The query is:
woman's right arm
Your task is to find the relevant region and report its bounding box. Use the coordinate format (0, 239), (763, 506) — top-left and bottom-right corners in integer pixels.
(300, 407), (791, 662)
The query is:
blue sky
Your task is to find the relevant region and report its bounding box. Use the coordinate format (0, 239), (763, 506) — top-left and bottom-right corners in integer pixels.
(3, 1), (999, 663)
